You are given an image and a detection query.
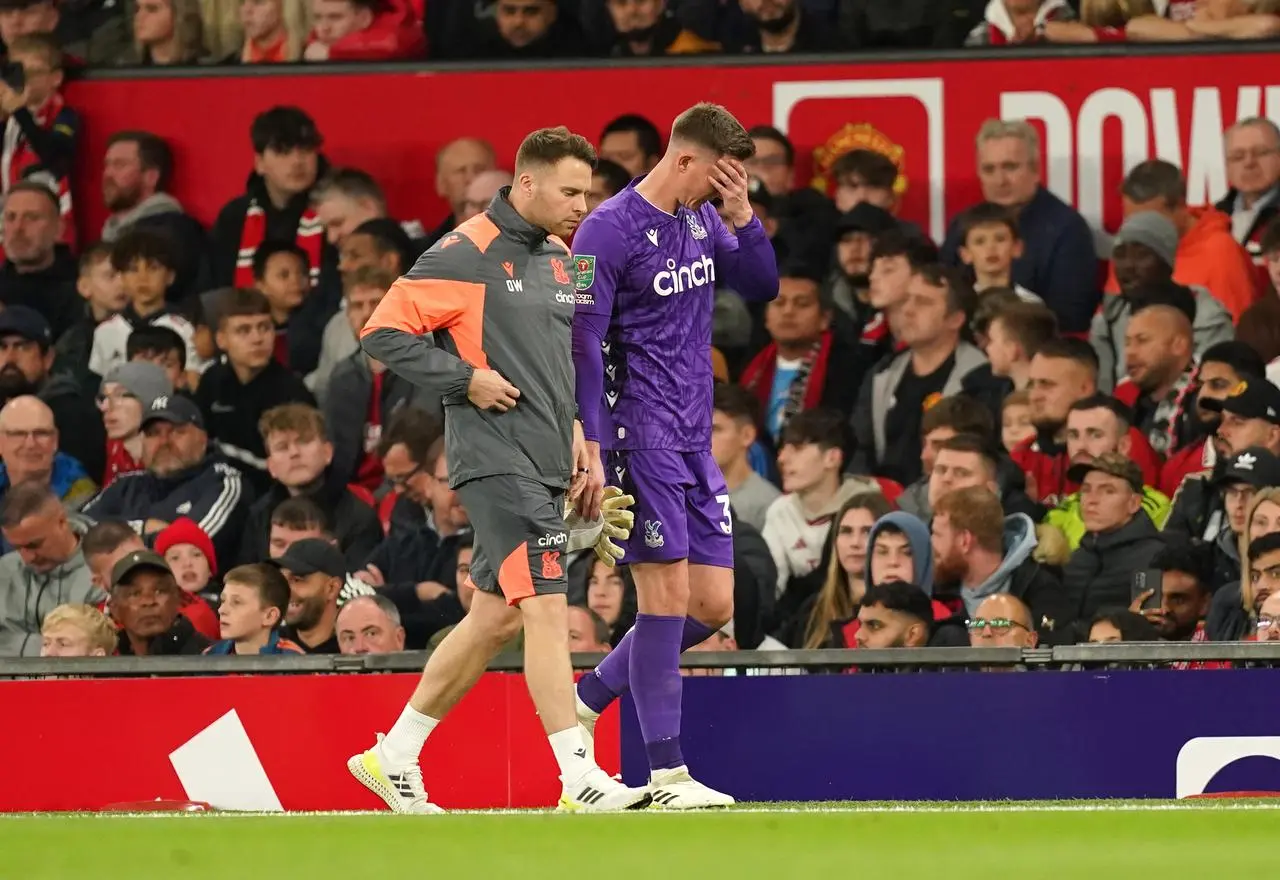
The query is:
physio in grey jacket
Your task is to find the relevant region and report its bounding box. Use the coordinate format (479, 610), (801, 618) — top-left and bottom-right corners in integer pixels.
(0, 490), (101, 657)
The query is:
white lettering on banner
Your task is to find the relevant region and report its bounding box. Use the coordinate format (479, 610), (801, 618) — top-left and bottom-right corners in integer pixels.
(772, 78), (947, 243)
(169, 709), (284, 811)
(1175, 736), (1280, 798)
(653, 255), (716, 297)
(1004, 85), (1280, 230)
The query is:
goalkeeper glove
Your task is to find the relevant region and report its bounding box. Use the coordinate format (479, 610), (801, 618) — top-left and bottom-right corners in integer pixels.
(565, 486), (635, 567)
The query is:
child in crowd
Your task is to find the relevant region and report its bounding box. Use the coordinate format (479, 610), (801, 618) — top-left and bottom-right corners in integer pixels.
(89, 229), (204, 386)
(127, 324), (188, 391)
(252, 240), (310, 369)
(156, 517), (220, 606)
(54, 243), (126, 385)
(98, 361), (171, 487)
(1001, 389), (1035, 453)
(39, 603), (117, 657)
(204, 563), (304, 655)
(984, 300), (1058, 392)
(0, 33), (77, 243)
(957, 203), (1041, 302)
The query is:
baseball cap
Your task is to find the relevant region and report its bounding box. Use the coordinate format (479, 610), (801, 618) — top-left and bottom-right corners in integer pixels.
(110, 549), (172, 588)
(1067, 452), (1144, 493)
(1215, 447), (1280, 489)
(0, 306), (52, 349)
(141, 394), (204, 430)
(271, 538), (346, 579)
(835, 203), (899, 238)
(103, 362), (172, 411)
(1112, 211), (1178, 268)
(1201, 377), (1280, 425)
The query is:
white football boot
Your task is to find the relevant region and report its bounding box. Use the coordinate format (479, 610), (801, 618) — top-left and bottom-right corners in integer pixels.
(347, 734), (445, 814)
(647, 766), (735, 810)
(558, 765), (653, 812)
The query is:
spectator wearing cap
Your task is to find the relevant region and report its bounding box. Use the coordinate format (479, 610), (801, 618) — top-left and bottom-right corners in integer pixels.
(0, 0), (129, 65)
(0, 395), (95, 518)
(1167, 380), (1280, 540)
(942, 120), (1099, 334)
(1114, 299), (1202, 458)
(1062, 453), (1168, 621)
(99, 130), (207, 303)
(1093, 211), (1234, 391)
(156, 516), (218, 603)
(0, 483), (100, 655)
(209, 107), (329, 293)
(0, 305), (104, 479)
(826, 203), (900, 326)
(336, 592), (406, 654)
(110, 548), (210, 655)
(303, 0), (423, 61)
(0, 182), (80, 339)
(1160, 342), (1267, 496)
(849, 264), (989, 487)
(1045, 394), (1169, 550)
(194, 288), (314, 495)
(83, 394), (252, 564)
(237, 403), (381, 569)
(98, 360), (170, 488)
(274, 536), (345, 653)
(1208, 446), (1280, 587)
(602, 0), (719, 55)
(932, 486), (1070, 644)
(1107, 159), (1259, 321)
(39, 602), (116, 657)
(739, 264), (865, 443)
(1215, 118), (1280, 264)
(205, 563), (303, 655)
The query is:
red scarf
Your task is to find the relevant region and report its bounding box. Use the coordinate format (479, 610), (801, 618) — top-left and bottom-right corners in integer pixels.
(234, 197), (323, 290)
(3, 92), (75, 246)
(103, 438), (142, 487)
(739, 331), (834, 416)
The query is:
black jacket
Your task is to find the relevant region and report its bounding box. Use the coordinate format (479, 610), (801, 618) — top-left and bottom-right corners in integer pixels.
(117, 613), (210, 656)
(194, 359), (315, 496)
(51, 302), (102, 390)
(1206, 581), (1251, 641)
(730, 514), (778, 651)
(996, 556), (1073, 645)
(1215, 188), (1279, 262)
(237, 475), (383, 569)
(83, 454), (254, 564)
(36, 371), (106, 482)
(1165, 471), (1225, 542)
(1064, 512), (1167, 623)
(366, 524), (469, 649)
(0, 246), (82, 340)
(324, 350), (438, 487)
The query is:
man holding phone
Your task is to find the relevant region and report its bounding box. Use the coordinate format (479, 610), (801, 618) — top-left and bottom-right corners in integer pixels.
(1128, 544), (1213, 641)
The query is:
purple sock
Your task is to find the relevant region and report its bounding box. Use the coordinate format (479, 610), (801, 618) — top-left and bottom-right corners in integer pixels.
(629, 613), (686, 771)
(577, 617), (716, 713)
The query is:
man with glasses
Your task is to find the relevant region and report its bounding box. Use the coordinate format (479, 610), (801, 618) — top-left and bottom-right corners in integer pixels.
(0, 482), (101, 655)
(0, 306), (103, 479)
(0, 395), (95, 517)
(1253, 588), (1280, 642)
(967, 593), (1038, 649)
(1216, 118), (1280, 262)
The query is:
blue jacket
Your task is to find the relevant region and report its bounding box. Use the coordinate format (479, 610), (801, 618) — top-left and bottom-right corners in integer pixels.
(204, 630), (304, 655)
(942, 186), (1100, 334)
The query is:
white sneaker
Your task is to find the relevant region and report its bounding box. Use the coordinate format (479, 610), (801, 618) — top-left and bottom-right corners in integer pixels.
(347, 734), (444, 814)
(558, 766), (652, 812)
(576, 695), (600, 760)
(647, 766), (735, 810)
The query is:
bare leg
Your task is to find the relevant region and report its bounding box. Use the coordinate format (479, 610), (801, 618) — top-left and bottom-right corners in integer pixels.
(407, 589), (521, 718)
(519, 591), (576, 734)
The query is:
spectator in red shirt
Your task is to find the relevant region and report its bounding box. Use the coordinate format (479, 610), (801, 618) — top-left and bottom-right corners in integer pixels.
(97, 361), (169, 487)
(304, 0), (423, 61)
(1017, 338), (1099, 505)
(232, 0), (308, 62)
(126, 0), (207, 65)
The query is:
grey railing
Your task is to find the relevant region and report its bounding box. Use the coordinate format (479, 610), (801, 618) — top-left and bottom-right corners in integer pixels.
(4, 642), (1280, 679)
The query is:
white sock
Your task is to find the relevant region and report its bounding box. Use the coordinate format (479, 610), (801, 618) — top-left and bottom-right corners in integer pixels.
(378, 705), (439, 766)
(548, 726), (593, 783)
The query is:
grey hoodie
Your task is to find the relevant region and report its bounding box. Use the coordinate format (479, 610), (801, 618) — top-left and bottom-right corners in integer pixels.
(869, 341), (988, 461)
(0, 516), (103, 657)
(960, 512), (1038, 615)
(864, 510), (934, 595)
(101, 192), (187, 243)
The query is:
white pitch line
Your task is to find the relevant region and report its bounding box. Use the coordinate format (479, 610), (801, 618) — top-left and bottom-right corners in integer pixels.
(4, 803), (1280, 820)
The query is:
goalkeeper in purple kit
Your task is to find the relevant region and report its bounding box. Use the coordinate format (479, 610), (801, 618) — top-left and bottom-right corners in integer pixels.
(570, 102), (779, 808)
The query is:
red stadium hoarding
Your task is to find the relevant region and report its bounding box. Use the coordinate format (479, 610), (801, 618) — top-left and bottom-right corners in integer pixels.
(66, 51), (1280, 243)
(0, 672), (620, 812)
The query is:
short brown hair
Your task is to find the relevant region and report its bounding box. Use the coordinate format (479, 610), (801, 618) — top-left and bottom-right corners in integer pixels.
(270, 496), (328, 531)
(343, 266), (397, 299)
(1003, 388), (1031, 412)
(215, 287), (271, 329)
(831, 149), (897, 190)
(670, 103), (754, 160)
(972, 287), (1024, 338)
(938, 433), (999, 482)
(259, 403), (327, 445)
(0, 483), (57, 529)
(378, 407), (442, 464)
(991, 301), (1058, 359)
(514, 126), (597, 174)
(223, 563), (291, 620)
(934, 486), (1005, 554)
(920, 394), (994, 442)
(9, 33), (62, 70)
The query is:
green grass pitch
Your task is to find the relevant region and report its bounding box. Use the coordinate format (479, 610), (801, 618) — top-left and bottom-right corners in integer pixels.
(3, 802), (1277, 879)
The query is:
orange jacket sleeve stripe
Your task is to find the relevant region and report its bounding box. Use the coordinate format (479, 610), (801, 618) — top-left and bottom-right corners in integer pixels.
(453, 214), (502, 254)
(361, 277), (489, 368)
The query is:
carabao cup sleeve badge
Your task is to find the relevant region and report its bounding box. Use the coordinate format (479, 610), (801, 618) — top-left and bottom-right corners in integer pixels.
(574, 255), (595, 291)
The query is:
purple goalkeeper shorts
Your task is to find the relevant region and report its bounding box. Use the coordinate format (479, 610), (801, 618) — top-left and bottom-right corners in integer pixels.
(605, 449), (734, 568)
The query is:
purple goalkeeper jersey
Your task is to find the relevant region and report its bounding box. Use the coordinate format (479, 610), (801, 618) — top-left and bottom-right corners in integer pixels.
(571, 180), (778, 452)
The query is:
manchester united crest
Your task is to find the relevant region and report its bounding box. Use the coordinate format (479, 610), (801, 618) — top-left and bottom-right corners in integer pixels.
(810, 123), (908, 198)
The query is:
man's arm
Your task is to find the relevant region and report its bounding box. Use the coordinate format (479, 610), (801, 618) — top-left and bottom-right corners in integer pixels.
(1043, 211), (1101, 335)
(709, 159), (778, 303)
(1185, 13), (1280, 39)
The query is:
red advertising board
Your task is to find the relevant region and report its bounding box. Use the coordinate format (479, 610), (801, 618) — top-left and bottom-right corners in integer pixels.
(66, 51), (1280, 242)
(0, 672), (620, 812)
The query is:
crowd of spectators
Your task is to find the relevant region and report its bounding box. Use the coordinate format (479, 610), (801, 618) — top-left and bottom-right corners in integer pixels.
(0, 0), (1279, 668)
